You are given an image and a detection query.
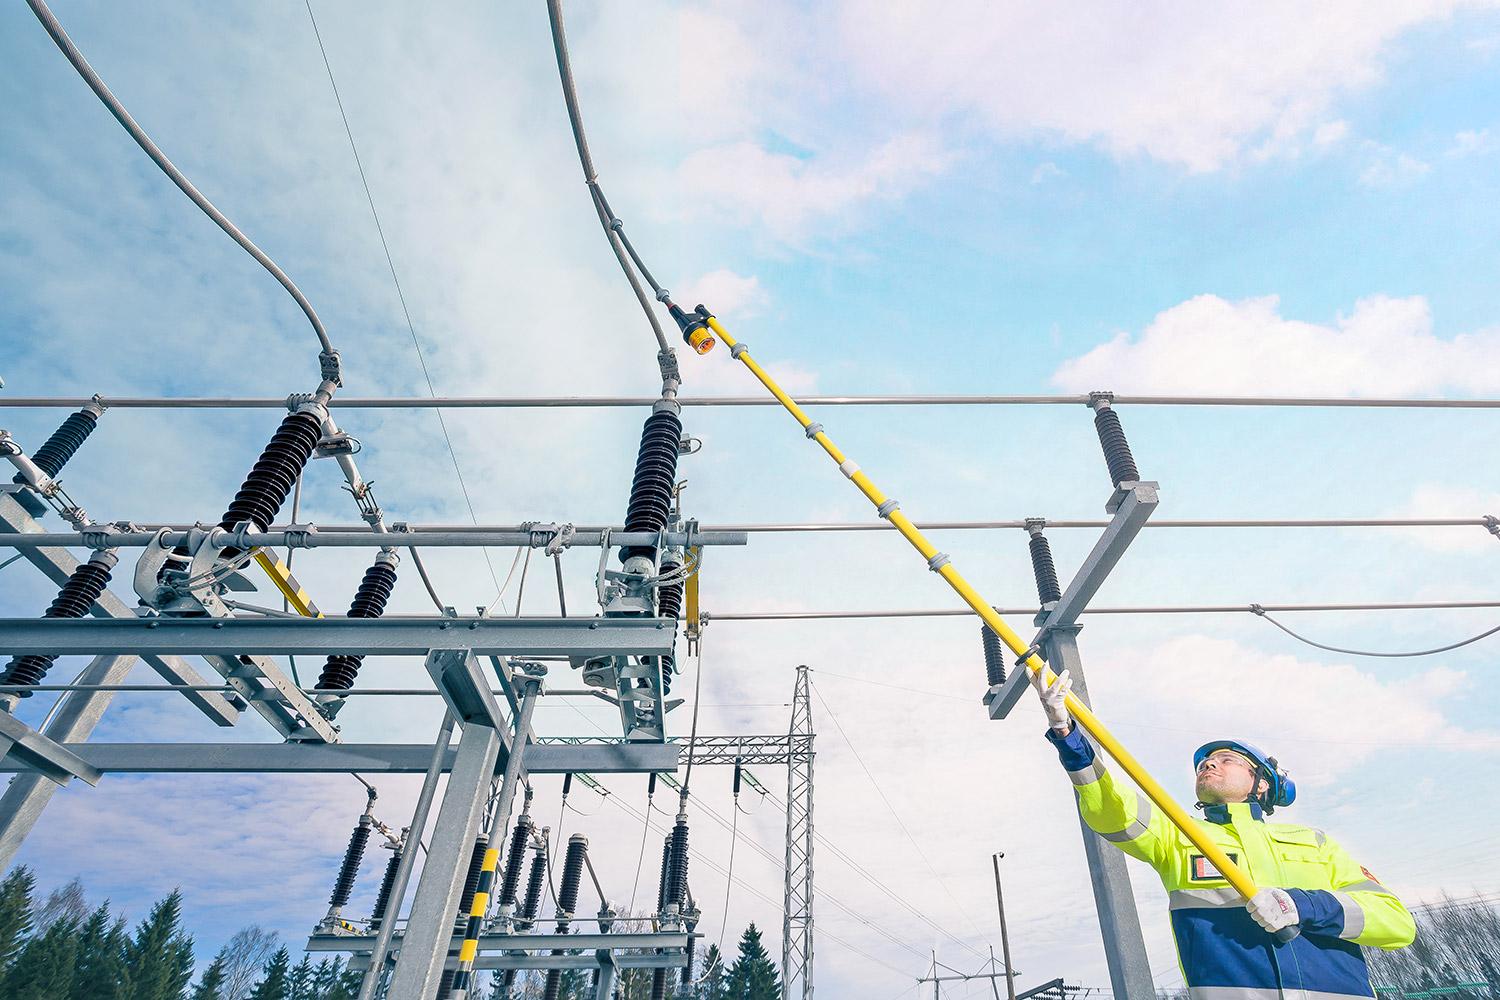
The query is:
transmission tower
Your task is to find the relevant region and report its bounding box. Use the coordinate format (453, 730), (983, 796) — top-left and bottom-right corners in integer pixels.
(782, 664), (815, 999)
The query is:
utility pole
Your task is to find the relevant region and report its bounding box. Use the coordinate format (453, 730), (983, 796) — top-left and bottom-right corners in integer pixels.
(782, 664), (815, 1000)
(991, 853), (1018, 1000)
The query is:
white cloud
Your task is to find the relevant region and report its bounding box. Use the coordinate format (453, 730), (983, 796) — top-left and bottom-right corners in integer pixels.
(1449, 127), (1494, 156)
(1051, 293), (1500, 396)
(1391, 484), (1500, 552)
(1314, 120), (1352, 147)
(1359, 144), (1431, 187)
(673, 268), (767, 318)
(677, 133), (951, 242)
(833, 1), (1492, 171)
(1103, 634), (1495, 785)
(1030, 161), (1064, 184)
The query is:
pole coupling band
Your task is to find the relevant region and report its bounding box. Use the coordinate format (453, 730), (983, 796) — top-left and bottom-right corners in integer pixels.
(876, 499), (900, 519)
(729, 342), (749, 359)
(927, 552), (950, 572)
(838, 459), (860, 479)
(804, 422), (824, 439)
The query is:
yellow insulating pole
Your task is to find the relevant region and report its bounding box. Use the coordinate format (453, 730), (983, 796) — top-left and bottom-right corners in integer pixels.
(701, 313), (1259, 903)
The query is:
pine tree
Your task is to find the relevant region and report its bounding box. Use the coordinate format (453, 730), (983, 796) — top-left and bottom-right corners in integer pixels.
(190, 953), (228, 1000)
(248, 947), (291, 1000)
(121, 889), (195, 1000)
(309, 956), (360, 1000)
(0, 867), (36, 972)
(70, 902), (129, 1000)
(286, 954), (314, 1000)
(698, 943), (728, 1000)
(5, 914), (80, 999)
(724, 924), (781, 1000)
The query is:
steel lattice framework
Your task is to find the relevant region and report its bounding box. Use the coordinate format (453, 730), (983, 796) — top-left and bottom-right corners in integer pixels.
(783, 664), (815, 1000)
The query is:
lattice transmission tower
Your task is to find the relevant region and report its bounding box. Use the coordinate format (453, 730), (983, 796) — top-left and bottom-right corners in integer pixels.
(782, 664), (815, 999)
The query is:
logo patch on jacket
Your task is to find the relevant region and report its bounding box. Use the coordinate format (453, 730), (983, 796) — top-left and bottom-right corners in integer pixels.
(1190, 854), (1238, 881)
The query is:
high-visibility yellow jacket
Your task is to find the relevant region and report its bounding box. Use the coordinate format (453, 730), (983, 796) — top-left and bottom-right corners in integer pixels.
(1048, 726), (1415, 999)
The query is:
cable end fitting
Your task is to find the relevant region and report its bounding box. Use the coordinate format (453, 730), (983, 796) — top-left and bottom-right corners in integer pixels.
(1484, 514), (1499, 539)
(667, 302), (715, 356)
(1088, 390), (1115, 412)
(319, 349), (344, 388)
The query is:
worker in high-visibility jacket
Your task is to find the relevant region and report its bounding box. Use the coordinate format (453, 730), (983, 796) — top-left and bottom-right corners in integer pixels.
(1033, 668), (1414, 999)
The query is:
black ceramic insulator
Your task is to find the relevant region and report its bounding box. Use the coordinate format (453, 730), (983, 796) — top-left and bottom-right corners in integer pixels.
(558, 836), (587, 916)
(667, 820), (690, 907)
(498, 970), (519, 995)
(329, 818), (371, 908)
(619, 410), (682, 563)
(435, 968), (455, 1000)
(656, 837), (672, 911)
(369, 847), (402, 928)
(454, 835), (488, 931)
(561, 772), (573, 797)
(733, 763), (743, 795)
(29, 409), (98, 478)
(651, 968), (668, 1000)
(682, 933), (697, 986)
(218, 410), (322, 553)
(1028, 533), (1062, 605)
(2, 556), (113, 693)
(543, 970), (564, 1000)
(317, 559), (397, 691)
(657, 566), (683, 621)
(659, 653), (674, 696)
(518, 852), (546, 929)
(498, 819), (532, 907)
(981, 624), (1006, 686)
(1093, 406), (1139, 488)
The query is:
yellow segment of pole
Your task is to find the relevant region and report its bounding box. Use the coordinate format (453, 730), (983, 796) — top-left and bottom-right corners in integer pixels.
(703, 314), (1259, 902)
(252, 550), (324, 619)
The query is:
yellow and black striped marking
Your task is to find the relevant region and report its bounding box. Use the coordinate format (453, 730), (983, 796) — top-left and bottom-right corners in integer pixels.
(450, 846), (500, 995)
(252, 550), (323, 619)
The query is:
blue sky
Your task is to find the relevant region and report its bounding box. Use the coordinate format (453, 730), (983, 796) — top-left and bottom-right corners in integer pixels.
(2, 2), (1500, 996)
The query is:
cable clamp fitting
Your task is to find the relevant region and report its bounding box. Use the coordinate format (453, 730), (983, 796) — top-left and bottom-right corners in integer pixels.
(926, 552), (950, 572)
(319, 350), (344, 387)
(876, 499), (900, 519)
(1484, 514), (1499, 539)
(803, 422), (823, 439)
(1013, 643), (1042, 670)
(729, 342), (748, 359)
(80, 527), (113, 551)
(838, 459), (860, 479)
(1249, 603), (1267, 616)
(545, 523), (576, 556)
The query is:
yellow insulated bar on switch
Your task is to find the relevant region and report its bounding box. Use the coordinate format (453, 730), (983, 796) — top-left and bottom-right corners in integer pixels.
(252, 550), (323, 619)
(701, 312), (1263, 906)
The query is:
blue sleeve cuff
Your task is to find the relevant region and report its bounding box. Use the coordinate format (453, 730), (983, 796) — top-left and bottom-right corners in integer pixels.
(1286, 888), (1345, 937)
(1044, 724), (1095, 772)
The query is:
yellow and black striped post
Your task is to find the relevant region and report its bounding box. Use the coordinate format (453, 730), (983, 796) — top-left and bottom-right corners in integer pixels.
(253, 549), (323, 618)
(449, 843), (500, 999)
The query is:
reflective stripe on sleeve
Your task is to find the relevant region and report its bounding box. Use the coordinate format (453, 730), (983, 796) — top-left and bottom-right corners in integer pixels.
(1066, 758), (1107, 786)
(1097, 791), (1153, 844)
(1336, 879), (1386, 894)
(1332, 890), (1365, 940)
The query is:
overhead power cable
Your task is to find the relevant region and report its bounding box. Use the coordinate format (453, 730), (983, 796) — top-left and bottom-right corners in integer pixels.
(302, 0), (501, 598)
(5, 393), (1497, 409)
(545, 0), (669, 353)
(701, 599), (1500, 621)
(23, 0), (336, 365)
(1250, 605), (1500, 657)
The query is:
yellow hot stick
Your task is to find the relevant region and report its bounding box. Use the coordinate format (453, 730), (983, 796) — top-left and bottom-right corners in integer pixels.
(703, 314), (1259, 903)
(252, 550), (324, 619)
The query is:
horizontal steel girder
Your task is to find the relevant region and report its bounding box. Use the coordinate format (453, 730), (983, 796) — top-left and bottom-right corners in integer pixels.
(0, 616), (675, 658)
(0, 741), (679, 774)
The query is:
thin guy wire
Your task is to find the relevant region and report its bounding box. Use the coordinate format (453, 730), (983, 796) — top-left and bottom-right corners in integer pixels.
(303, 0), (502, 597)
(701, 599), (1500, 621)
(1251, 605), (1500, 657)
(809, 677), (989, 949)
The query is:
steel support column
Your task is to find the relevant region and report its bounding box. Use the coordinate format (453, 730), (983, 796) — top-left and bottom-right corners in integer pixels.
(782, 664), (815, 1000)
(386, 718), (502, 1000)
(1043, 627), (1154, 998)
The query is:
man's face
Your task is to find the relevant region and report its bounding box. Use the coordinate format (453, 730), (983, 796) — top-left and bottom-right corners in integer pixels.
(1195, 749), (1266, 805)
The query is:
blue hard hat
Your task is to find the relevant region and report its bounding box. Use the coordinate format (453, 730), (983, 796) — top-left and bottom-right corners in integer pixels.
(1193, 739), (1296, 813)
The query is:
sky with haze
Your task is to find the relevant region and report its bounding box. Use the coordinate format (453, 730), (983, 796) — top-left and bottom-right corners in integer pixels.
(3, 2), (1500, 996)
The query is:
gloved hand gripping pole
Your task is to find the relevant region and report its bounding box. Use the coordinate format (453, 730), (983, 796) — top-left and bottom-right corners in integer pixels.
(695, 311), (1276, 924)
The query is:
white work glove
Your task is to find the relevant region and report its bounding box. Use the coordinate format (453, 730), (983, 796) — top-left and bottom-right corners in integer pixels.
(1246, 888), (1300, 935)
(1029, 667), (1073, 732)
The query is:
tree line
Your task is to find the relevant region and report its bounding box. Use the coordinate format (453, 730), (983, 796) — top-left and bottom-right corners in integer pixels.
(0, 867), (786, 1000)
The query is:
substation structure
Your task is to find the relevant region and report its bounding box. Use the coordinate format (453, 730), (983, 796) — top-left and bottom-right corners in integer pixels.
(0, 389), (807, 1000)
